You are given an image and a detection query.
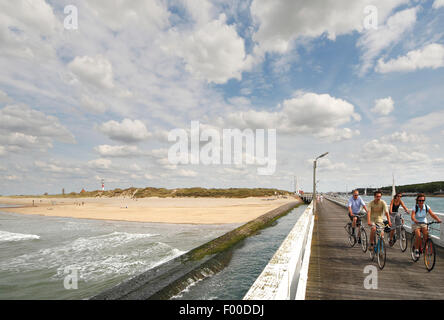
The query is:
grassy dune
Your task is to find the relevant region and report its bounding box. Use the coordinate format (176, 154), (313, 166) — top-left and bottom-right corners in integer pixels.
(9, 187), (294, 199)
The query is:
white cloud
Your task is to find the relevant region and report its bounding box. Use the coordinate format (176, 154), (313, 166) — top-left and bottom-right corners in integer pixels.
(221, 92), (361, 141)
(376, 43), (444, 73)
(404, 110), (444, 131)
(358, 7), (418, 74)
(433, 0), (444, 9)
(68, 55), (115, 89)
(0, 104), (75, 148)
(170, 14), (251, 84)
(34, 160), (82, 174)
(98, 119), (151, 143)
(382, 131), (424, 144)
(94, 145), (146, 157)
(371, 97), (394, 116)
(0, 89), (12, 104)
(80, 95), (107, 114)
(316, 127), (360, 142)
(316, 158), (347, 172)
(362, 139), (429, 164)
(85, 0), (170, 32)
(0, 0), (59, 36)
(88, 158), (112, 170)
(0, 0), (60, 60)
(250, 0), (407, 54)
(176, 169), (198, 177)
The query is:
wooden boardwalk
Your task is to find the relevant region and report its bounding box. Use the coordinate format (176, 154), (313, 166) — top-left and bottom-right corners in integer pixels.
(306, 199), (444, 299)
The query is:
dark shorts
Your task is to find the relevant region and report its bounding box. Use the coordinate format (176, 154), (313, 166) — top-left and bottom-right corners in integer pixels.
(348, 213), (362, 225)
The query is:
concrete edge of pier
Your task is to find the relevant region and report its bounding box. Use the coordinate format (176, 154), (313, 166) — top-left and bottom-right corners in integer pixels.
(243, 202), (314, 300)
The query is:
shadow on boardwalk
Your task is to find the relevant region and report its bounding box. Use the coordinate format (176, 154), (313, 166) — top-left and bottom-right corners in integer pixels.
(306, 199), (444, 300)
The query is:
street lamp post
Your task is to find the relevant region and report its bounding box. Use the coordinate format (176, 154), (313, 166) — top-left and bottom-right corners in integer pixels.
(313, 152), (329, 213)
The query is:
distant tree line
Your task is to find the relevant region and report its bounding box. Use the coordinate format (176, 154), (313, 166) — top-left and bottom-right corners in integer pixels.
(30, 187), (293, 198)
(357, 181), (444, 195)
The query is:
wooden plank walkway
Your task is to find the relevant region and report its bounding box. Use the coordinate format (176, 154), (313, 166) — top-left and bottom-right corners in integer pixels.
(306, 199), (444, 299)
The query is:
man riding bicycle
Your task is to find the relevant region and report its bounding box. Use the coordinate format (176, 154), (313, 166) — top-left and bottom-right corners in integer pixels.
(348, 190), (369, 243)
(367, 190), (391, 250)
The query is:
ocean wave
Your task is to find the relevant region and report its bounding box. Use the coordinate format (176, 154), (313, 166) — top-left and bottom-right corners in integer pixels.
(0, 231), (186, 282)
(170, 267), (216, 300)
(0, 230), (40, 242)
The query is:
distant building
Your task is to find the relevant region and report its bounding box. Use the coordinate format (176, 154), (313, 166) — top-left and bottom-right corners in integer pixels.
(80, 189), (86, 194)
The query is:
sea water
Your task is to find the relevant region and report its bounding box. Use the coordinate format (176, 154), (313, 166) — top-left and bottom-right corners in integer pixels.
(0, 206), (239, 300)
(172, 205), (308, 300)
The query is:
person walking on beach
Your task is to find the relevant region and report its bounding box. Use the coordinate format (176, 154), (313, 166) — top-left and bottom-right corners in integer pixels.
(348, 190), (369, 242)
(411, 193), (442, 258)
(367, 190), (391, 251)
(388, 192), (409, 246)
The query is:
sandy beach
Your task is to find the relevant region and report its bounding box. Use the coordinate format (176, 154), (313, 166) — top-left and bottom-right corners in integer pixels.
(0, 196), (300, 224)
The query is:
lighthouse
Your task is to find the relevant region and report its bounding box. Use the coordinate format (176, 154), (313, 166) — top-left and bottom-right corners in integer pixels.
(101, 179), (105, 191)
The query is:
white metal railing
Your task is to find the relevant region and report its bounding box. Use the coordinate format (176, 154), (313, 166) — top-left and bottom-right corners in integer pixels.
(324, 195), (444, 247)
(243, 202), (314, 300)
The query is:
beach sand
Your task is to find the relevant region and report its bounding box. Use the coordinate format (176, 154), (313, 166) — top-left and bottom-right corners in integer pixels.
(0, 196), (300, 224)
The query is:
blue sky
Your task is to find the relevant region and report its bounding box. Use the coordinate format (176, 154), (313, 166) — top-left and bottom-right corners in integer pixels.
(1, 0), (444, 195)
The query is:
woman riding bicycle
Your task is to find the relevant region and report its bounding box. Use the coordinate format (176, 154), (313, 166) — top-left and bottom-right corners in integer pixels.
(388, 192), (409, 246)
(411, 193), (442, 259)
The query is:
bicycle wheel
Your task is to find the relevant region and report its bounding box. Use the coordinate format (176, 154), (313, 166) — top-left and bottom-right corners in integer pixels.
(424, 238), (436, 272)
(410, 234), (419, 262)
(360, 227), (368, 253)
(400, 227), (407, 252)
(346, 224), (356, 247)
(377, 237), (386, 270)
(387, 231), (394, 247)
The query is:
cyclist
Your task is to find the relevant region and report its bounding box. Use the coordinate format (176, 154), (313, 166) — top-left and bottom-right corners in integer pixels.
(367, 190), (391, 251)
(411, 193), (442, 258)
(388, 192), (409, 246)
(348, 190), (369, 243)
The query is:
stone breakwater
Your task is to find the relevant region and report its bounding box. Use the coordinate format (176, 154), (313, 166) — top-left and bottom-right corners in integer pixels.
(91, 200), (302, 300)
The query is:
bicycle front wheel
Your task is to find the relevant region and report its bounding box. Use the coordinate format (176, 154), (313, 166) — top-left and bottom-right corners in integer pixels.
(424, 238), (436, 272)
(400, 227), (407, 252)
(360, 227), (368, 253)
(346, 224), (356, 247)
(411, 234), (419, 262)
(377, 237), (386, 270)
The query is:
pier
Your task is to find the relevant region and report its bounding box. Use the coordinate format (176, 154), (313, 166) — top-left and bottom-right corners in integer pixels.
(245, 196), (444, 300)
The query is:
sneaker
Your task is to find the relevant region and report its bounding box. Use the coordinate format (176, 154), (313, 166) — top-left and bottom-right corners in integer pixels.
(389, 239), (394, 246)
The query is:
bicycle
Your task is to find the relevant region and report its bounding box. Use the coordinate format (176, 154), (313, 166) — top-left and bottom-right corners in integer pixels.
(369, 224), (386, 270)
(410, 221), (441, 272)
(386, 212), (408, 252)
(344, 213), (368, 252)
